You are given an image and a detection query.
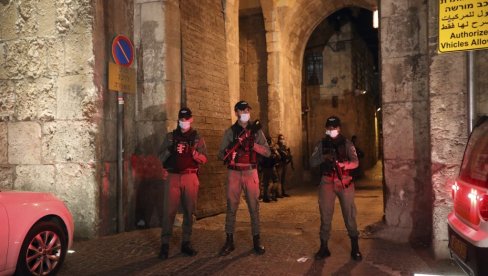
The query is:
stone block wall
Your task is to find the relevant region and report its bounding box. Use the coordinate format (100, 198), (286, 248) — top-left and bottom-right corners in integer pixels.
(226, 0), (240, 117)
(322, 25), (354, 99)
(0, 0), (98, 237)
(131, 0), (180, 229)
(239, 13), (268, 133)
(181, 0), (231, 217)
(380, 0), (433, 244)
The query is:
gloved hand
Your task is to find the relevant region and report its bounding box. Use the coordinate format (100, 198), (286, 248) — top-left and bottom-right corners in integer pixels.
(238, 131), (251, 144)
(229, 152), (237, 165)
(161, 167), (169, 180)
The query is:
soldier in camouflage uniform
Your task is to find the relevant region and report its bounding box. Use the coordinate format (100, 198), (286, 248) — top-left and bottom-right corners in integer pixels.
(276, 134), (294, 197)
(158, 107), (208, 260)
(218, 101), (270, 256)
(260, 136), (281, 202)
(310, 116), (362, 261)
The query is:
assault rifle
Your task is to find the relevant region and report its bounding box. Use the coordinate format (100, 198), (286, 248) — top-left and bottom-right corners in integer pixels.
(223, 120), (262, 163)
(333, 159), (345, 189)
(323, 147), (345, 189)
(286, 148), (295, 170)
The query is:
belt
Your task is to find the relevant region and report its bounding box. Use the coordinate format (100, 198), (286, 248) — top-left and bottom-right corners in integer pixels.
(322, 172), (350, 177)
(169, 168), (198, 174)
(228, 164), (257, 171)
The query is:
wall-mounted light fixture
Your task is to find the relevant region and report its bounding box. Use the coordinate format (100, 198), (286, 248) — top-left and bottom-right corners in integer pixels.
(354, 88), (367, 96)
(373, 10), (379, 29)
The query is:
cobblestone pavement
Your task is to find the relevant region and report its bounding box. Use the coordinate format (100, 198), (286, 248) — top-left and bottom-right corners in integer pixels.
(59, 168), (463, 276)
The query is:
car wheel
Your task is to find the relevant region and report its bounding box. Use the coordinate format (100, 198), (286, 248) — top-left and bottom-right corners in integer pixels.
(15, 220), (67, 276)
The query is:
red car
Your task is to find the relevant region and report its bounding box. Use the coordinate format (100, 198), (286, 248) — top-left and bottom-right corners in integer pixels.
(448, 116), (488, 276)
(0, 191), (74, 276)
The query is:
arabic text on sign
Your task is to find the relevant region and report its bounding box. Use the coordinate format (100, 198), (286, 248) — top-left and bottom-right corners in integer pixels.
(438, 0), (488, 52)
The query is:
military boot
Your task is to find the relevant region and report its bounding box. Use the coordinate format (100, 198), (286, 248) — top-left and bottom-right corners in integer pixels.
(181, 241), (198, 256)
(158, 243), (169, 260)
(314, 239), (331, 260)
(350, 236), (363, 261)
(219, 233), (235, 256)
(253, 234), (265, 255)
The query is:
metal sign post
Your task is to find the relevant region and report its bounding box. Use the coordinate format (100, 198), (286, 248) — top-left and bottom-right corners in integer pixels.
(468, 51), (475, 133)
(110, 35), (135, 233)
(117, 93), (124, 233)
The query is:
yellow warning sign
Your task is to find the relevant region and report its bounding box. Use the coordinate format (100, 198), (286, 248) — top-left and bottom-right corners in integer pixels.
(108, 62), (136, 93)
(439, 0), (488, 53)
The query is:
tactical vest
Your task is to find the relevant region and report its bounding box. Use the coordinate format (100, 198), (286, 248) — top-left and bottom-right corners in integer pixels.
(230, 122), (256, 164)
(320, 135), (347, 174)
(260, 147), (279, 168)
(277, 144), (289, 163)
(163, 129), (199, 172)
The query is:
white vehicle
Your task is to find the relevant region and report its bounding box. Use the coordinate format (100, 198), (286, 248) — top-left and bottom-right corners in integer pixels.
(448, 116), (488, 276)
(0, 191), (74, 276)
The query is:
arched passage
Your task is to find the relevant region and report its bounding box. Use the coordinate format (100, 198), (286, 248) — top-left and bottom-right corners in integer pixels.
(260, 2), (377, 170)
(301, 7), (380, 179)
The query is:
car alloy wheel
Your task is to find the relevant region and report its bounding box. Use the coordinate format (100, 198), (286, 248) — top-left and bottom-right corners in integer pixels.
(17, 220), (67, 276)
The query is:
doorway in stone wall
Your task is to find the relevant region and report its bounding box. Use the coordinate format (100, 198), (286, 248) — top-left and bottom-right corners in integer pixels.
(301, 6), (383, 202)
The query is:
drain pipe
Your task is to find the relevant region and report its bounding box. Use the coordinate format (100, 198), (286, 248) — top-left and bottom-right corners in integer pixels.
(467, 51), (475, 133)
(117, 93), (125, 233)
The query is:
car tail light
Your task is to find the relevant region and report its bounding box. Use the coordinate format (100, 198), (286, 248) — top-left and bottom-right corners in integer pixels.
(468, 188), (482, 203)
(468, 188), (477, 201)
(451, 182), (459, 199)
(479, 194), (488, 221)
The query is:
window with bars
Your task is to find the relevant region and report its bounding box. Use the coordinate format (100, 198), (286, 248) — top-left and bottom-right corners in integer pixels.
(306, 53), (323, 85)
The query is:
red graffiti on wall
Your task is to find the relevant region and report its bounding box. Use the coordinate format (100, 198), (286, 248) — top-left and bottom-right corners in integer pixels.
(130, 154), (164, 181)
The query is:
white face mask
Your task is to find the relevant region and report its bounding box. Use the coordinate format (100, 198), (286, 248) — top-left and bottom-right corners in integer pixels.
(326, 129), (339, 138)
(179, 120), (191, 130)
(239, 113), (250, 123)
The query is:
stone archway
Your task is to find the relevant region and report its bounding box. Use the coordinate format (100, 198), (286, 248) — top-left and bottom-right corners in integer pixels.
(256, 0), (435, 247)
(275, 0), (434, 249)
(300, 7), (380, 176)
(255, 0), (378, 184)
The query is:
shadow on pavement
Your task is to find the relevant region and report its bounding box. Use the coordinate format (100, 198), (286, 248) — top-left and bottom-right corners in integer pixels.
(86, 251), (254, 276)
(304, 258), (326, 276)
(170, 251), (254, 275)
(88, 257), (161, 276)
(331, 259), (361, 276)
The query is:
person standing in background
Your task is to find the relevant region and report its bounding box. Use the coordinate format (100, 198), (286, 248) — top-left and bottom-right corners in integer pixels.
(276, 134), (294, 197)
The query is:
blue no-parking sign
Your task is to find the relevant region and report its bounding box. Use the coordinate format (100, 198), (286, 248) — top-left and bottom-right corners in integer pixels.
(112, 35), (134, 67)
